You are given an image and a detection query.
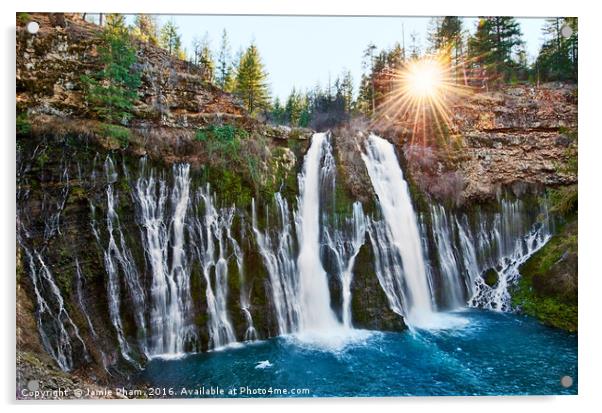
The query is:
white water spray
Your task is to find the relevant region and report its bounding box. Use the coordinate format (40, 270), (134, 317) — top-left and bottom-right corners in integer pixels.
(362, 134), (438, 327)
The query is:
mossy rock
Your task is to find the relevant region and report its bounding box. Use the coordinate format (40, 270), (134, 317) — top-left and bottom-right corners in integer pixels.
(512, 218), (578, 332)
(483, 268), (499, 287)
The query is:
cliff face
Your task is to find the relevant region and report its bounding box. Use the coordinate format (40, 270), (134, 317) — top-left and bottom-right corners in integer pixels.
(17, 13), (243, 127)
(374, 83), (577, 204)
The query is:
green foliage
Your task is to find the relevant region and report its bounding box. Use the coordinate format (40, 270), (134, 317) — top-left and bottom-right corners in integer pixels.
(131, 14), (159, 45)
(17, 13), (31, 25)
(98, 123), (131, 148)
(159, 20), (183, 57)
(192, 33), (215, 83)
(215, 29), (232, 89)
(550, 185), (578, 216)
(550, 127), (577, 216)
(81, 16), (141, 124)
(512, 220), (578, 332)
(468, 17), (525, 83)
(535, 18), (578, 82)
(235, 44), (271, 115)
(16, 112), (31, 135)
(194, 124), (249, 161)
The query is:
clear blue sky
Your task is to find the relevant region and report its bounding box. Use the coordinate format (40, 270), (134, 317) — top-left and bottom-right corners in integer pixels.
(123, 15), (548, 101)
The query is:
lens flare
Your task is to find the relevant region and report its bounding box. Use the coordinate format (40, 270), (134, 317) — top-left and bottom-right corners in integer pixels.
(373, 53), (475, 148)
(405, 58), (444, 98)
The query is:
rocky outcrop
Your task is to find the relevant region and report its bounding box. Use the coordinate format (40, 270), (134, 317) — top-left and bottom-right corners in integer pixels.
(375, 83), (577, 203)
(16, 13), (243, 129)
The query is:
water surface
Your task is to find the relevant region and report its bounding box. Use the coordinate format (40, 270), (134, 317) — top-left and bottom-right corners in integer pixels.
(139, 309), (577, 397)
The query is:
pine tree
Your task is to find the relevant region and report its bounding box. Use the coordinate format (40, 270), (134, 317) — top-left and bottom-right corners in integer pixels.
(235, 44), (271, 115)
(159, 20), (182, 57)
(270, 97), (286, 124)
(469, 17), (524, 83)
(285, 88), (304, 126)
(339, 70), (354, 113)
(216, 29), (232, 89)
(131, 14), (158, 45)
(535, 17), (578, 82)
(192, 33), (215, 83)
(81, 14), (141, 124)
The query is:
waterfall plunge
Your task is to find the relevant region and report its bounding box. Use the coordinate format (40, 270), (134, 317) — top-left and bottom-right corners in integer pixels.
(362, 134), (464, 329)
(295, 133), (341, 332)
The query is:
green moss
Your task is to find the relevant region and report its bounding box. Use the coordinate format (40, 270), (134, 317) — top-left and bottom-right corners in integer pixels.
(98, 123), (131, 148)
(17, 13), (31, 25)
(483, 268), (499, 287)
(511, 278), (577, 332)
(512, 218), (578, 332)
(206, 167), (253, 207)
(17, 112), (32, 135)
(69, 186), (87, 202)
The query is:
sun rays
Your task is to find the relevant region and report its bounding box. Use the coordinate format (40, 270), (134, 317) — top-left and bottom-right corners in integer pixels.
(372, 53), (475, 147)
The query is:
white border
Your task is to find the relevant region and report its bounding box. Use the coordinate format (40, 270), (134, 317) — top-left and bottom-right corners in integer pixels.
(2, 1), (600, 412)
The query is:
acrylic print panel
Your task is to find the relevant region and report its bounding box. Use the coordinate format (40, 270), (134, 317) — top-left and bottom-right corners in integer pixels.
(15, 12), (578, 399)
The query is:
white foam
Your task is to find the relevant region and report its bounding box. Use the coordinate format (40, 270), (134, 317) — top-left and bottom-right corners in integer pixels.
(286, 327), (374, 352)
(255, 360), (273, 369)
(406, 311), (470, 331)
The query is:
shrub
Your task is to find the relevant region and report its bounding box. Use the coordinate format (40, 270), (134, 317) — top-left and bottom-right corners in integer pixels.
(17, 13), (31, 25)
(16, 112), (31, 135)
(98, 123), (131, 148)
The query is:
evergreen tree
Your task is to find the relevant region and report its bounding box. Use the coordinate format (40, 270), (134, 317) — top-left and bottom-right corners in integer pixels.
(216, 29), (232, 89)
(468, 17), (524, 83)
(339, 70), (354, 113)
(192, 33), (215, 83)
(235, 44), (271, 115)
(82, 14), (141, 124)
(159, 20), (182, 57)
(535, 17), (578, 82)
(285, 88), (305, 126)
(131, 14), (158, 45)
(270, 97), (286, 124)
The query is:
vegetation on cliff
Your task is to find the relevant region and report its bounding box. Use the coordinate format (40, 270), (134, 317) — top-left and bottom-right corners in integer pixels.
(512, 218), (577, 332)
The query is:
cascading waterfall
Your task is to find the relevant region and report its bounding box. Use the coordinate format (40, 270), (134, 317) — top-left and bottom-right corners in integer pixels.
(362, 133), (437, 327)
(251, 194), (300, 335)
(21, 247), (89, 371)
(294, 133), (341, 331)
(323, 202), (367, 328)
(135, 163), (193, 356)
(74, 258), (98, 339)
(429, 205), (467, 309)
(226, 216), (258, 341)
(101, 158), (149, 360)
(101, 181), (143, 365)
(18, 130), (559, 370)
(461, 199), (552, 310)
(192, 185), (237, 349)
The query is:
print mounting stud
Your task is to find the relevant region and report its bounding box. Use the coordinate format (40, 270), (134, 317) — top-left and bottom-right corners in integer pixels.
(26, 21), (39, 34)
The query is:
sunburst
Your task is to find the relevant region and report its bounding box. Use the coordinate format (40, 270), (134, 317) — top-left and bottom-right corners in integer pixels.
(373, 53), (475, 148)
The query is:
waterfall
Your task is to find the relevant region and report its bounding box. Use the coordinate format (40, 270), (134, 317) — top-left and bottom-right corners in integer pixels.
(101, 182), (144, 365)
(429, 205), (467, 309)
(227, 215), (258, 341)
(294, 133), (340, 331)
(135, 163), (193, 356)
(323, 202), (367, 328)
(362, 134), (437, 327)
(252, 194), (300, 335)
(462, 199), (552, 311)
(74, 259), (98, 339)
(192, 185), (237, 349)
(21, 247), (89, 371)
